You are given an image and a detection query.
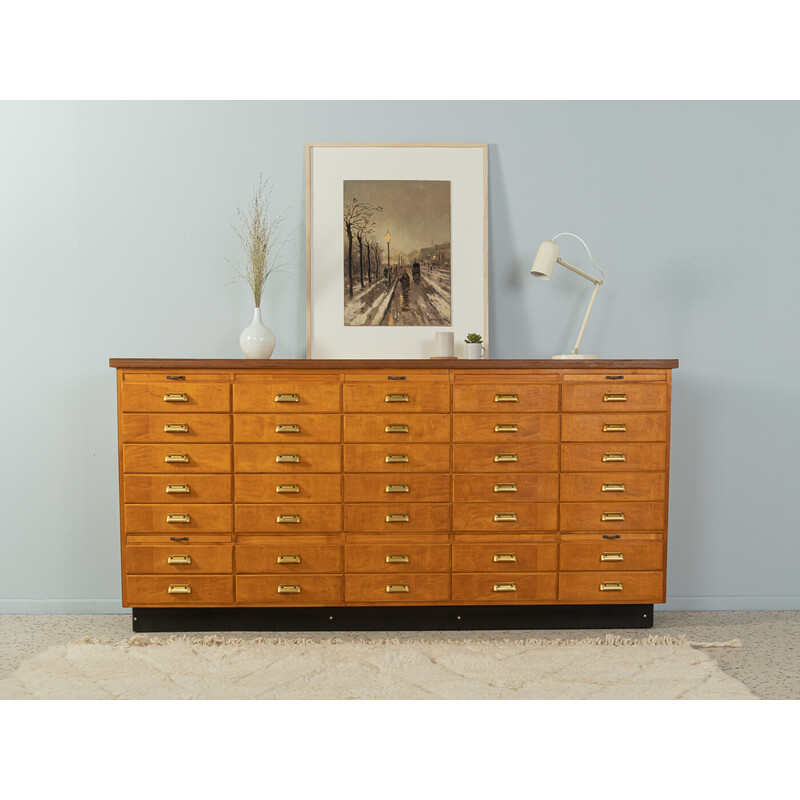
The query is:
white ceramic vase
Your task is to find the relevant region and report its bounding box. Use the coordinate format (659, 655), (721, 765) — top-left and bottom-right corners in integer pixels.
(239, 307), (275, 359)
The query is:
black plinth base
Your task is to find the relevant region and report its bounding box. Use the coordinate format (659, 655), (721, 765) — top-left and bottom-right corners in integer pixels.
(131, 604), (654, 633)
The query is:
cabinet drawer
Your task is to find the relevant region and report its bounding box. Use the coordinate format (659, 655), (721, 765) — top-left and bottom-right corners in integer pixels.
(124, 504), (232, 533)
(558, 571), (664, 603)
(561, 413), (667, 442)
(451, 573), (557, 603)
(345, 544), (450, 573)
(562, 384), (667, 413)
(560, 502), (665, 532)
(235, 474), (342, 503)
(559, 542), (664, 571)
(121, 413), (231, 443)
(235, 504), (342, 533)
(123, 444), (231, 473)
(345, 574), (451, 603)
(343, 444), (450, 473)
(236, 575), (343, 604)
(124, 475), (232, 503)
(452, 413), (559, 443)
(236, 544), (342, 573)
(125, 544), (233, 574)
(453, 444), (558, 472)
(233, 382), (341, 412)
(453, 474), (558, 502)
(343, 414), (450, 443)
(233, 413), (341, 443)
(344, 474), (450, 503)
(121, 383), (230, 413)
(453, 383), (559, 413)
(234, 444), (341, 473)
(452, 543), (557, 572)
(125, 575), (234, 605)
(561, 444), (666, 472)
(343, 383), (450, 413)
(345, 503), (450, 533)
(560, 473), (665, 502)
(453, 503), (557, 532)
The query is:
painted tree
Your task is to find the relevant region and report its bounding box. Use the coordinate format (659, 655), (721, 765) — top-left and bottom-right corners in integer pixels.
(343, 198), (382, 297)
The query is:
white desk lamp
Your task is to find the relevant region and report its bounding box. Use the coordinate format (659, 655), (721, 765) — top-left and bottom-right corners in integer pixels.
(531, 232), (606, 359)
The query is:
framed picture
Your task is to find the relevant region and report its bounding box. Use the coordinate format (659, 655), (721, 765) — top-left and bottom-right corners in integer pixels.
(306, 143), (488, 359)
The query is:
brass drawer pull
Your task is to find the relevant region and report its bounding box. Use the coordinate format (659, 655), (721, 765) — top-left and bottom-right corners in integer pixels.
(386, 513), (410, 523)
(386, 584), (410, 593)
(494, 424), (519, 432)
(275, 394), (299, 403)
(165, 484), (191, 494)
(493, 582), (517, 592)
(602, 452), (626, 462)
(603, 423), (627, 432)
(494, 393), (518, 402)
(385, 394), (409, 403)
(385, 483), (409, 493)
(601, 483), (626, 492)
(164, 453), (189, 463)
(385, 454), (409, 463)
(277, 554), (301, 564)
(277, 514), (301, 524)
(604, 393), (627, 402)
(275, 454), (300, 463)
(166, 513), (191, 524)
(163, 393), (188, 403)
(276, 424), (300, 433)
(600, 581), (624, 592)
(493, 553), (517, 563)
(385, 554), (410, 564)
(600, 552), (624, 562)
(277, 584), (301, 594)
(493, 513), (518, 522)
(602, 512), (626, 522)
(385, 424), (409, 433)
(163, 423), (188, 433)
(276, 484), (300, 493)
(167, 554), (192, 565)
(167, 584), (191, 595)
(494, 453), (518, 463)
(494, 483), (518, 493)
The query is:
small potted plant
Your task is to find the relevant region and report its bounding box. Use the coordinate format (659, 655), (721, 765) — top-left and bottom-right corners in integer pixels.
(464, 332), (485, 359)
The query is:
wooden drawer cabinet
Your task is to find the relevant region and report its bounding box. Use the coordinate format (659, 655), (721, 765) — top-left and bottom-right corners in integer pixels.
(112, 359), (675, 627)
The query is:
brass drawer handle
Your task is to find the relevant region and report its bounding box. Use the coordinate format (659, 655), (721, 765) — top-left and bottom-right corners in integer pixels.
(493, 553), (517, 563)
(494, 513), (517, 522)
(493, 582), (517, 592)
(385, 424), (409, 433)
(602, 512), (626, 522)
(386, 513), (409, 523)
(494, 423), (519, 433)
(167, 584), (191, 595)
(163, 393), (188, 402)
(276, 484), (300, 493)
(600, 581), (624, 592)
(494, 393), (518, 402)
(385, 554), (410, 564)
(604, 393), (627, 402)
(385, 454), (409, 463)
(494, 453), (518, 463)
(601, 483), (626, 492)
(385, 584), (410, 593)
(165, 484), (191, 494)
(163, 423), (188, 433)
(277, 554), (301, 564)
(602, 452), (626, 462)
(603, 423), (627, 432)
(165, 453), (189, 463)
(385, 394), (409, 403)
(385, 483), (409, 493)
(600, 552), (624, 562)
(277, 514), (301, 524)
(277, 584), (301, 594)
(275, 454), (300, 463)
(275, 394), (299, 403)
(276, 424), (300, 433)
(167, 554), (192, 565)
(494, 483), (518, 493)
(166, 513), (191, 524)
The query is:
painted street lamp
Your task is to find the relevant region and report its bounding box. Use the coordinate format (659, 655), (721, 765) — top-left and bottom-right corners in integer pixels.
(385, 230), (391, 279)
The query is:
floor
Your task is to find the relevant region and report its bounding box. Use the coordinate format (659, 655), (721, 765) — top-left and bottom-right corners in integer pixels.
(1, 610), (797, 699)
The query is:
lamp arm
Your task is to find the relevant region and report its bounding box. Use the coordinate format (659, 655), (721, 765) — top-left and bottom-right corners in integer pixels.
(571, 280), (602, 355)
(556, 257), (603, 285)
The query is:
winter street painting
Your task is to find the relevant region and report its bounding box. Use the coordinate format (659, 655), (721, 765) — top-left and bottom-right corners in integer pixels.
(343, 180), (451, 326)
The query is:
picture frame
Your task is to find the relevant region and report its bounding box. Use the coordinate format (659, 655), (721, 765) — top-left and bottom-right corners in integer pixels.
(305, 143), (488, 359)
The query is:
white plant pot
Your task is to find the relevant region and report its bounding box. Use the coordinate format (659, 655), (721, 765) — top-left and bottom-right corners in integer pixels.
(465, 342), (485, 359)
(239, 307), (275, 359)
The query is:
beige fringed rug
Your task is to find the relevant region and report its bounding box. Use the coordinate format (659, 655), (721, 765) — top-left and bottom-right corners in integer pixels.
(0, 634), (756, 700)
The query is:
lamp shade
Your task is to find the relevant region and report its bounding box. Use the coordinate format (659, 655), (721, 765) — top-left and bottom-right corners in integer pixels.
(531, 240), (559, 279)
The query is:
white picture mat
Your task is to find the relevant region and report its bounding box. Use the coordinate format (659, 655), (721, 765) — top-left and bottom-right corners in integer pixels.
(307, 144), (487, 359)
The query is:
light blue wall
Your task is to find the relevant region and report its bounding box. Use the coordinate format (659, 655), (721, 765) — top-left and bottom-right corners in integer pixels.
(1, 101), (798, 612)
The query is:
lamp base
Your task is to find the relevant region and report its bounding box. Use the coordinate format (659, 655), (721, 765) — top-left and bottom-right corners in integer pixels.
(551, 353), (597, 359)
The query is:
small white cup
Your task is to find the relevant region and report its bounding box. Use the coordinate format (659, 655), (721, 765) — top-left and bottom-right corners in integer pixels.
(434, 331), (454, 357)
(465, 342), (485, 359)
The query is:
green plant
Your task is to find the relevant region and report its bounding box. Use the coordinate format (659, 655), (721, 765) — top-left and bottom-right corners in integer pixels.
(464, 332), (483, 344)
